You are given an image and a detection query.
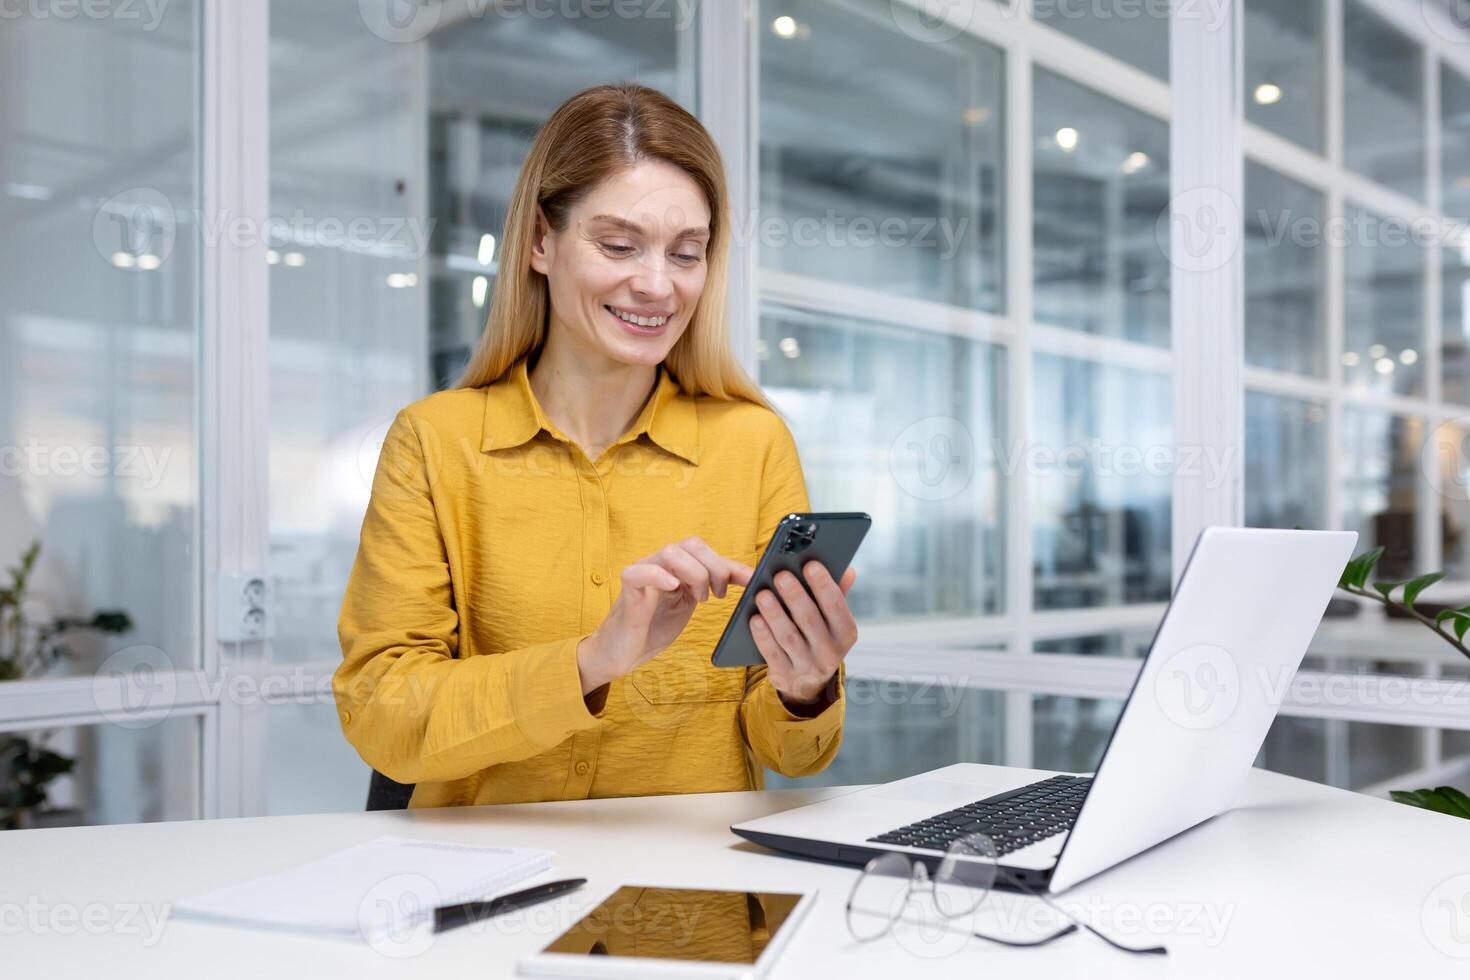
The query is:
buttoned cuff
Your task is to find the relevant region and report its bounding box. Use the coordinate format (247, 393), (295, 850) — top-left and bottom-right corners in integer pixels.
(744, 666), (845, 776)
(506, 635), (605, 750)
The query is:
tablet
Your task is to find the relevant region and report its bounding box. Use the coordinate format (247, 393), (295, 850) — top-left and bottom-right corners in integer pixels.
(517, 885), (815, 979)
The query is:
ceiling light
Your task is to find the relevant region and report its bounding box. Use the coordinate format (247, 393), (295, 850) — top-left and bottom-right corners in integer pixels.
(1254, 83), (1283, 105)
(1400, 348), (1419, 365)
(1122, 151), (1149, 174)
(1375, 357), (1395, 374)
(1055, 127), (1079, 152)
(283, 251), (305, 267)
(135, 254), (162, 271)
(772, 15), (797, 38)
(1342, 351), (1360, 367)
(472, 275), (488, 308)
(477, 233), (496, 265)
(110, 251), (136, 269)
(1368, 343), (1387, 359)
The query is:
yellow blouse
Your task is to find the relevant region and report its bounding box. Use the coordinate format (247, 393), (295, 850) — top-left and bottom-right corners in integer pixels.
(334, 357), (845, 808)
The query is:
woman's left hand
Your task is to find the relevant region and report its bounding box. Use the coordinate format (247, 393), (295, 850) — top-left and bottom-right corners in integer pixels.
(748, 561), (859, 709)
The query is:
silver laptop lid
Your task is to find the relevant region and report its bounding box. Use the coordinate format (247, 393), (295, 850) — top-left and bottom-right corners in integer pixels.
(1048, 527), (1357, 892)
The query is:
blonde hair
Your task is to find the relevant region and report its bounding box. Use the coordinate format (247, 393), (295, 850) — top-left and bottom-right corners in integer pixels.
(454, 83), (771, 410)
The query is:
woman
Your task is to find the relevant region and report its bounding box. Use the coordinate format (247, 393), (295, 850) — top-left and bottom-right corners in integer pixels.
(334, 83), (859, 809)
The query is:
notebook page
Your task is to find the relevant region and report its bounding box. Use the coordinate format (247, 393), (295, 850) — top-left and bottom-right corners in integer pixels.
(172, 835), (554, 941)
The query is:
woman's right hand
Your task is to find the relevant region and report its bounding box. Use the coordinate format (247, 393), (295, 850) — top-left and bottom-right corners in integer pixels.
(576, 537), (753, 695)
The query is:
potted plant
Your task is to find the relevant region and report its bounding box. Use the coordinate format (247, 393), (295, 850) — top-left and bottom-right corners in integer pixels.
(1338, 547), (1470, 820)
(0, 541), (133, 829)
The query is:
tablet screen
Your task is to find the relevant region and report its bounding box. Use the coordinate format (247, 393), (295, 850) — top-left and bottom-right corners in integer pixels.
(540, 886), (804, 965)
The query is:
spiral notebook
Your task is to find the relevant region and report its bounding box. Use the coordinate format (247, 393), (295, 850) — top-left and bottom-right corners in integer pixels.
(171, 835), (554, 942)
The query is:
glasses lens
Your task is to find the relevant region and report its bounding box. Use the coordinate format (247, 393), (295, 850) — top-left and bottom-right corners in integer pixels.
(933, 833), (998, 918)
(847, 852), (913, 941)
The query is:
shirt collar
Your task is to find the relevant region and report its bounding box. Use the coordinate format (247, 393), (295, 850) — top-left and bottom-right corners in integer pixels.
(480, 357), (701, 465)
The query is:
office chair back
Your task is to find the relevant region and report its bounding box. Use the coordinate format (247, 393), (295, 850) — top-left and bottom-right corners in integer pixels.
(366, 769), (414, 811)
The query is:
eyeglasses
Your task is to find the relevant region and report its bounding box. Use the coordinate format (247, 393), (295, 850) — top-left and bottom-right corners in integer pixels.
(845, 833), (1167, 955)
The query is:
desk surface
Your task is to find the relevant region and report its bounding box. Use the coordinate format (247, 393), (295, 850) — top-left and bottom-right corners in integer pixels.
(5, 765), (1467, 977)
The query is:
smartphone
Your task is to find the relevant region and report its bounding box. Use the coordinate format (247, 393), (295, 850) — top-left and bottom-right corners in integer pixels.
(710, 512), (871, 668)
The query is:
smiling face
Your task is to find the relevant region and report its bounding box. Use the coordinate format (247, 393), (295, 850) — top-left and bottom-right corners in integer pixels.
(530, 159), (712, 371)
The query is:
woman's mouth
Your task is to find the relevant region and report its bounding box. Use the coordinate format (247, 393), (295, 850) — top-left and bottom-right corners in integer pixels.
(604, 304), (671, 337)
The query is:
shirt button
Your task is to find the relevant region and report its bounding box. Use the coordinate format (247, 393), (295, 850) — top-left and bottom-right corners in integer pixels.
(590, 571), (606, 586)
(575, 761), (590, 776)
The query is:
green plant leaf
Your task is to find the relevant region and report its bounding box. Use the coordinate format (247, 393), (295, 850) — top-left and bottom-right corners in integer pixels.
(1456, 616), (1470, 643)
(1403, 573), (1445, 611)
(1340, 547), (1385, 589)
(1393, 787), (1470, 819)
(1373, 580), (1405, 601)
(1433, 786), (1470, 818)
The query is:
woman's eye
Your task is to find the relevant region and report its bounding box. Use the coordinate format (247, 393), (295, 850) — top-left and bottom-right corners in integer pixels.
(599, 242), (635, 256)
(672, 251), (703, 265)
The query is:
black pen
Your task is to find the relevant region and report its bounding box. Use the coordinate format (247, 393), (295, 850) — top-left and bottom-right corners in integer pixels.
(433, 877), (587, 934)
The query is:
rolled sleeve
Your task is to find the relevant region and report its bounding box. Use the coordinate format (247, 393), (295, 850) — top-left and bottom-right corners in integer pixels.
(740, 664), (845, 777)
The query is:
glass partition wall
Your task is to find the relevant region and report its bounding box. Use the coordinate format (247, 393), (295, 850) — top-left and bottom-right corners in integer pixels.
(2, 0), (1468, 825)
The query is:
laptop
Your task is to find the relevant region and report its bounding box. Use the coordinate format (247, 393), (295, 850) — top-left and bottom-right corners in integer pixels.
(732, 526), (1357, 893)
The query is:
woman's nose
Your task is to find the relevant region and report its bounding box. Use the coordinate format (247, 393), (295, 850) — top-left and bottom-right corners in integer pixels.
(627, 261), (674, 300)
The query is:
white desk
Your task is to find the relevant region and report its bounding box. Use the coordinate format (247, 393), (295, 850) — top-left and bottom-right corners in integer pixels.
(5, 766), (1467, 977)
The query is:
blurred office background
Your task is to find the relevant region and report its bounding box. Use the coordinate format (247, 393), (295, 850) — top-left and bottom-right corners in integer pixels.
(1, 0), (1469, 826)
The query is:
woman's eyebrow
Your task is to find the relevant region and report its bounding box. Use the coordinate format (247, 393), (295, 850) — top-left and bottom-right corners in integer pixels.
(588, 213), (710, 239)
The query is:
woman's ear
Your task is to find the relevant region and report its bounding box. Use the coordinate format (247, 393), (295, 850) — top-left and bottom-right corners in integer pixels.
(528, 206), (553, 276)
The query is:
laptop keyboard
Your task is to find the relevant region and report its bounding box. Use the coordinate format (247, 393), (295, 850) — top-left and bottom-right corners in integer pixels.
(868, 774), (1093, 856)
